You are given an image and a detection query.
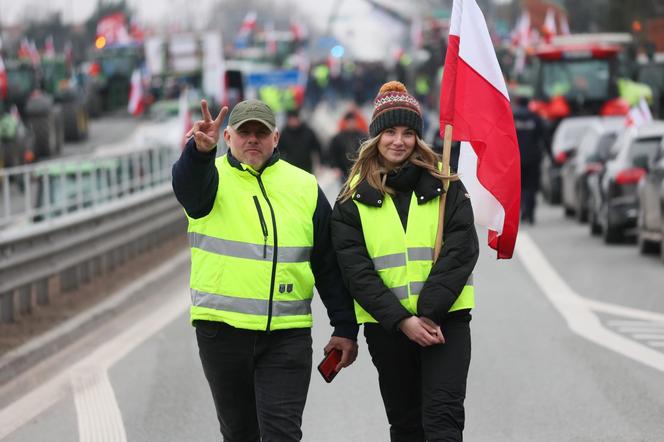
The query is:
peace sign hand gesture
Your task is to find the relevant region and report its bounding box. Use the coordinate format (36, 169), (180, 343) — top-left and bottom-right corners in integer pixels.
(186, 99), (229, 153)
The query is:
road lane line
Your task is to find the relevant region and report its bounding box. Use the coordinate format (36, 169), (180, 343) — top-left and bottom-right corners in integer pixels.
(72, 368), (127, 442)
(586, 301), (664, 322)
(616, 327), (664, 333)
(631, 334), (664, 340)
(516, 232), (664, 372)
(0, 250), (190, 440)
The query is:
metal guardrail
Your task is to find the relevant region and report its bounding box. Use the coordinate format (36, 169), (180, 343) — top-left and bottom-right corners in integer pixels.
(0, 183), (186, 323)
(1, 143), (177, 229)
(0, 138), (188, 323)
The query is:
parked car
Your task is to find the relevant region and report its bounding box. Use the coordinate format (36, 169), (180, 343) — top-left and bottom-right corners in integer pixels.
(541, 116), (599, 204)
(587, 121), (664, 243)
(636, 136), (664, 256)
(560, 117), (624, 221)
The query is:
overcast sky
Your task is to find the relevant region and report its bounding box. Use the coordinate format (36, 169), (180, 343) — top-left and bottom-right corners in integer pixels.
(0, 0), (347, 26)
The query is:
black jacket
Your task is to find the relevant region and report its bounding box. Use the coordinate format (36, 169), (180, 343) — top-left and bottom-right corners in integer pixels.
(330, 163), (479, 331)
(327, 129), (366, 179)
(277, 123), (321, 173)
(172, 138), (359, 339)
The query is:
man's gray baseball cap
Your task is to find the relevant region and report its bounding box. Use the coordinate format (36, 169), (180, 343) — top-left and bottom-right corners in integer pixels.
(228, 99), (276, 132)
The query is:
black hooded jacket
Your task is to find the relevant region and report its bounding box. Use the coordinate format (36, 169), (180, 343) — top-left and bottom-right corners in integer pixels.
(330, 162), (479, 331)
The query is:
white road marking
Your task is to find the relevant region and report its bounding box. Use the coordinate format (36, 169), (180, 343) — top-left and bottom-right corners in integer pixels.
(516, 232), (664, 372)
(586, 302), (664, 322)
(72, 368), (127, 442)
(616, 327), (664, 333)
(608, 319), (664, 327)
(632, 334), (664, 341)
(0, 251), (190, 440)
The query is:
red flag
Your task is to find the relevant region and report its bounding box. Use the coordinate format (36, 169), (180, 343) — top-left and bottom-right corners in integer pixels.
(440, 0), (521, 259)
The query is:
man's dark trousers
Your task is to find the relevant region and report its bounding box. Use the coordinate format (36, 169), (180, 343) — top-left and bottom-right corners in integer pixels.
(364, 312), (471, 442)
(195, 320), (313, 442)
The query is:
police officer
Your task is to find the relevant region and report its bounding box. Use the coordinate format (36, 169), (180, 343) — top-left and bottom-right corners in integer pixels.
(512, 87), (544, 224)
(172, 99), (359, 442)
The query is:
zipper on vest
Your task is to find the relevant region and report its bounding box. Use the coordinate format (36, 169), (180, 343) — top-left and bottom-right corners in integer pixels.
(256, 176), (278, 332)
(253, 196), (269, 259)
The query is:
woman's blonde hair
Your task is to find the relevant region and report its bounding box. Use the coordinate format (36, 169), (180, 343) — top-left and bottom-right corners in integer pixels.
(338, 133), (458, 202)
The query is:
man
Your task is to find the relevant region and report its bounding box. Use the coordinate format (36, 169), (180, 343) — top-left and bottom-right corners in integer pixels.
(327, 111), (366, 181)
(172, 99), (359, 441)
(512, 89), (544, 224)
(276, 108), (322, 173)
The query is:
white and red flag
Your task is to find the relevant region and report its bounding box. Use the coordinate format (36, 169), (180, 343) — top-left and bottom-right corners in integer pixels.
(440, 0), (521, 259)
(127, 68), (145, 117)
(543, 8), (557, 42)
(44, 35), (55, 58)
(625, 98), (653, 128)
(0, 55), (7, 99)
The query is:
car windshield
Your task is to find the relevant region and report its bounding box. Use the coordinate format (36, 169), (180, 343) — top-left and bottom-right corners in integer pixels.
(542, 59), (610, 100)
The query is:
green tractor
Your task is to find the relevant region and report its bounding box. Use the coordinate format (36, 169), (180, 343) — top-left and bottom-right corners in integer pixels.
(41, 56), (90, 141)
(0, 102), (34, 169)
(5, 59), (64, 162)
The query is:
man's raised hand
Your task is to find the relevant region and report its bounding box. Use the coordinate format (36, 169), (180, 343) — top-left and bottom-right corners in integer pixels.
(186, 100), (228, 152)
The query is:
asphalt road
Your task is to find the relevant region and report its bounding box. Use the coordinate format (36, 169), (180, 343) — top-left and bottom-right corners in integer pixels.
(1, 176), (664, 441)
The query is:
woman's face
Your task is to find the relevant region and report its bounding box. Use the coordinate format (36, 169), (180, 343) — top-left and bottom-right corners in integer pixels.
(378, 126), (417, 169)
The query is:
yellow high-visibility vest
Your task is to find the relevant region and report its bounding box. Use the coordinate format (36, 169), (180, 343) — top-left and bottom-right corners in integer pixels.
(352, 177), (474, 324)
(187, 155), (318, 331)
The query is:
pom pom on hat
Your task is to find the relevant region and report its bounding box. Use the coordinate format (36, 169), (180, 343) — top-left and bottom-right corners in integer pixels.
(378, 80), (408, 94)
(370, 81), (423, 138)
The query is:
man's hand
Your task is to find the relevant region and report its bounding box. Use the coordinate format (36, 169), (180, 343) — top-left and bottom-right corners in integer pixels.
(185, 100), (228, 153)
(398, 316), (444, 347)
(324, 336), (358, 372)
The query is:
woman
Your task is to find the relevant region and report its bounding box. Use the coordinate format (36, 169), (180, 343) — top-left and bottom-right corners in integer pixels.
(331, 81), (479, 441)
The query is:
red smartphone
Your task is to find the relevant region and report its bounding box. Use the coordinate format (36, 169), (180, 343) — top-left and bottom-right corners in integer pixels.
(317, 348), (342, 383)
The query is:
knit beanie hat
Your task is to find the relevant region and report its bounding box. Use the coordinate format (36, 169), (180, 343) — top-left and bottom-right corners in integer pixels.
(369, 81), (423, 138)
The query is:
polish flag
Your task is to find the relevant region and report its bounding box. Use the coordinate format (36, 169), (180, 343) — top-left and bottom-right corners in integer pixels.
(543, 8), (557, 42)
(127, 69), (144, 116)
(44, 35), (56, 58)
(560, 14), (571, 35)
(440, 0), (520, 259)
(0, 55), (7, 99)
(238, 11), (257, 39)
(625, 98), (653, 128)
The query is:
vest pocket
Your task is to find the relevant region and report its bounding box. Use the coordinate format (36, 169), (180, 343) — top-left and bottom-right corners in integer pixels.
(253, 196), (269, 258)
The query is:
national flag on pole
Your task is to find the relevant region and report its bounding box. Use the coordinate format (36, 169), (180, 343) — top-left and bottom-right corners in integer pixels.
(0, 55), (7, 99)
(543, 8), (557, 42)
(560, 14), (571, 35)
(127, 68), (145, 116)
(44, 35), (56, 58)
(625, 98), (653, 128)
(440, 0), (521, 259)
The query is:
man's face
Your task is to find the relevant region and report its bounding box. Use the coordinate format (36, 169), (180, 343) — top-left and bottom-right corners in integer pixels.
(224, 121), (279, 170)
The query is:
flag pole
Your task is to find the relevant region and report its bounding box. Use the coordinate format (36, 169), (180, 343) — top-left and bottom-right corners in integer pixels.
(433, 123), (453, 262)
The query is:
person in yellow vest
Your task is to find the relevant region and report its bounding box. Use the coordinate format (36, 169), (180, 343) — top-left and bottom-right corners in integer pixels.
(172, 99), (359, 441)
(331, 81), (478, 441)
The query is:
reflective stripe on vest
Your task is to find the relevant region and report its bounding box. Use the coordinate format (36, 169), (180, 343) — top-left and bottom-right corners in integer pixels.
(187, 155), (318, 331)
(189, 232), (312, 263)
(191, 290), (312, 316)
(353, 180), (474, 324)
